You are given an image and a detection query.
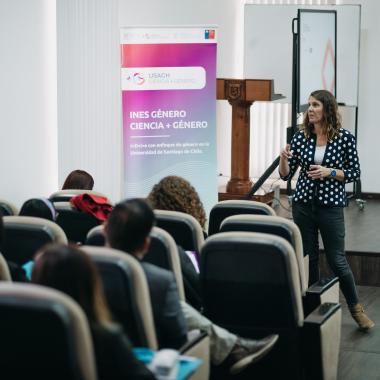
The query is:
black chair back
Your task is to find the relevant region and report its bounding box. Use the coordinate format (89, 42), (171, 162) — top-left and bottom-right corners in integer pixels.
(208, 200), (276, 236)
(0, 199), (18, 216)
(200, 231), (304, 378)
(143, 227), (185, 301)
(81, 246), (158, 350)
(201, 231), (302, 331)
(55, 203), (100, 244)
(0, 283), (97, 380)
(154, 209), (204, 252)
(220, 214), (310, 295)
(85, 225), (106, 246)
(49, 189), (107, 203)
(2, 216), (67, 265)
(220, 214), (295, 246)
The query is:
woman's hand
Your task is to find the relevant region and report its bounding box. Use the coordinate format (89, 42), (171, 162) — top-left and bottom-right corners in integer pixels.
(279, 144), (292, 177)
(307, 165), (330, 180)
(280, 144), (292, 161)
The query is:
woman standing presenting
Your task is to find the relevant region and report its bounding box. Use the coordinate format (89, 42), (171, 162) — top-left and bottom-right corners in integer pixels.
(279, 89), (374, 330)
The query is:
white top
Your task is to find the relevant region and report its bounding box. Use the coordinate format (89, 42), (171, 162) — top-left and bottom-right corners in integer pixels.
(314, 145), (326, 165)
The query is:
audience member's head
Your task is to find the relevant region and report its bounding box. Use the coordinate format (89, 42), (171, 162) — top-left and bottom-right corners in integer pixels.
(62, 169), (94, 190)
(147, 175), (206, 229)
(32, 244), (111, 327)
(19, 198), (57, 221)
(105, 198), (155, 258)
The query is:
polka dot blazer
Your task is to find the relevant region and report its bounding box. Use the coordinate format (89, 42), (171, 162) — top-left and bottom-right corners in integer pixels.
(280, 128), (360, 207)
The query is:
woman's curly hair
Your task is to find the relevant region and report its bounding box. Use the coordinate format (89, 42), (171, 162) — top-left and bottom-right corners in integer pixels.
(147, 176), (206, 229)
(302, 89), (342, 141)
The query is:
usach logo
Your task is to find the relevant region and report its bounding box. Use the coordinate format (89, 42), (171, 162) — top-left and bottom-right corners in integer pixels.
(204, 29), (215, 39)
(127, 72), (145, 85)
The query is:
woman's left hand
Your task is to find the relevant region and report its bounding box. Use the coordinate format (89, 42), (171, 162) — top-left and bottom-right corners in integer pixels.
(307, 165), (330, 180)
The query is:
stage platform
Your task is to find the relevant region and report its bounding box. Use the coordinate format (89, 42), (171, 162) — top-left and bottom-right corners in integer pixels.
(274, 197), (380, 287)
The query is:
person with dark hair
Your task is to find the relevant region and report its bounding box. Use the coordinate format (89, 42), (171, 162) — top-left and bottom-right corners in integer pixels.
(31, 244), (155, 380)
(147, 175), (206, 230)
(62, 169), (94, 190)
(106, 199), (188, 350)
(19, 198), (57, 221)
(105, 198), (278, 375)
(279, 89), (374, 330)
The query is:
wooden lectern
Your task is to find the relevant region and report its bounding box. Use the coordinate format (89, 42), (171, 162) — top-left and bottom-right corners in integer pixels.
(217, 79), (283, 202)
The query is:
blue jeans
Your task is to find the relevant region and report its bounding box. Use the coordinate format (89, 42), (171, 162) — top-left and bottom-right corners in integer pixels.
(292, 202), (358, 306)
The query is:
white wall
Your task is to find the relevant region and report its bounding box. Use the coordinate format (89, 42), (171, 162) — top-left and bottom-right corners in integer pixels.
(353, 0), (380, 192)
(0, 0), (58, 208)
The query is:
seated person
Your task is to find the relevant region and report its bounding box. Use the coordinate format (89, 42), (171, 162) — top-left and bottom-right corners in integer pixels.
(147, 175), (207, 232)
(31, 243), (156, 380)
(147, 176), (206, 308)
(62, 169), (94, 190)
(19, 198), (57, 221)
(105, 199), (278, 375)
(84, 222), (202, 310)
(61, 171), (112, 222)
(17, 198), (58, 278)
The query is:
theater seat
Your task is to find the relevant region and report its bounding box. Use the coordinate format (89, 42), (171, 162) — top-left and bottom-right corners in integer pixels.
(82, 246), (210, 380)
(154, 209), (204, 252)
(144, 227), (185, 301)
(0, 253), (11, 281)
(82, 246), (157, 349)
(0, 199), (18, 216)
(86, 226), (199, 307)
(49, 189), (108, 203)
(85, 225), (106, 246)
(208, 200), (276, 236)
(220, 214), (339, 313)
(2, 216), (67, 265)
(200, 232), (341, 380)
(0, 283), (97, 380)
(54, 202), (100, 244)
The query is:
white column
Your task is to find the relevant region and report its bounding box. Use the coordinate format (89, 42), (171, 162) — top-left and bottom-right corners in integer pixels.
(0, 0), (58, 207)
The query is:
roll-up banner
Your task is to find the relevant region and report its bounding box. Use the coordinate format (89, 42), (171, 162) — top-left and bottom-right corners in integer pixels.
(120, 27), (218, 215)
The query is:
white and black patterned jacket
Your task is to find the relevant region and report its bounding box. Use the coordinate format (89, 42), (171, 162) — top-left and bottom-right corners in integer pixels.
(280, 128), (360, 207)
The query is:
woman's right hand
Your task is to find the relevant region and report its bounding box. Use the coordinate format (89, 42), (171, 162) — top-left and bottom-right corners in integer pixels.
(280, 144), (292, 161)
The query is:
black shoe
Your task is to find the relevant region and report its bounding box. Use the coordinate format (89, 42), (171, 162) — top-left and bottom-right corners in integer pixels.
(227, 334), (279, 375)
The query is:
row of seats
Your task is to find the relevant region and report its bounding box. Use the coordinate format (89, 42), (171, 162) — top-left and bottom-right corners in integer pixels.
(0, 197), (342, 379)
(0, 244), (209, 379)
(0, 190), (108, 216)
(84, 203), (342, 379)
(0, 190), (107, 244)
(84, 223), (342, 379)
(1, 199), (339, 312)
(0, 195), (274, 246)
(146, 202), (342, 379)
(154, 201), (339, 306)
(0, 225), (340, 380)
